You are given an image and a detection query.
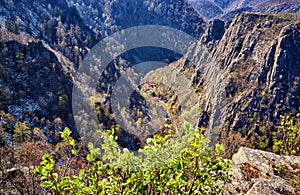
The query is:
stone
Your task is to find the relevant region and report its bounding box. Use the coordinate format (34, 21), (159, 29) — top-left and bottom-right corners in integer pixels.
(225, 147), (300, 194)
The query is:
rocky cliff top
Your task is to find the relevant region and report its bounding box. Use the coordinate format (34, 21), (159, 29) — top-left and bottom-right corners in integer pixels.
(226, 147), (300, 194)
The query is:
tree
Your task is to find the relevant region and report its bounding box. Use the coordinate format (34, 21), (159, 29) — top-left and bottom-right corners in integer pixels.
(13, 122), (31, 142)
(272, 114), (300, 155)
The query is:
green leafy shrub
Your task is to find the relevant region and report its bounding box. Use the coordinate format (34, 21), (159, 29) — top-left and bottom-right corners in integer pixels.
(34, 123), (231, 194)
(272, 114), (300, 155)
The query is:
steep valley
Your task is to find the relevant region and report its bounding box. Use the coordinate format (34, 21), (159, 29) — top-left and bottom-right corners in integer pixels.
(0, 0), (299, 151)
(0, 1), (300, 194)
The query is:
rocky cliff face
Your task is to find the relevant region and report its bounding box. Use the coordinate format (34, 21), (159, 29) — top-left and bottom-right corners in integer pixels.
(185, 13), (300, 148)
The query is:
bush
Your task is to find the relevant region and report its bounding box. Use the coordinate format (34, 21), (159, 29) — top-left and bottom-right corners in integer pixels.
(34, 123), (231, 194)
(272, 114), (300, 155)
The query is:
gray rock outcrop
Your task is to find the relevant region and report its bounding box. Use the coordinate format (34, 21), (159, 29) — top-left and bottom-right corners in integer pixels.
(225, 147), (300, 194)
